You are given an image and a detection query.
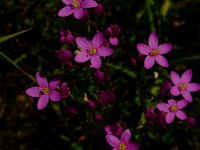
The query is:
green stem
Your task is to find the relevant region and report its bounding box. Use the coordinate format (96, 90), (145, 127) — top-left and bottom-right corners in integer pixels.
(0, 51), (35, 82)
(145, 0), (156, 32)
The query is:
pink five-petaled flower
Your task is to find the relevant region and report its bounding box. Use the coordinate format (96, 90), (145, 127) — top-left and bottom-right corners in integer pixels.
(156, 99), (188, 124)
(136, 32), (172, 69)
(58, 0), (98, 19)
(25, 72), (61, 110)
(106, 129), (139, 150)
(75, 32), (113, 69)
(170, 69), (200, 102)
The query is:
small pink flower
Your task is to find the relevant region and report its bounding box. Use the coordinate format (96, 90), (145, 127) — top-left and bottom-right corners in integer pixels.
(75, 32), (113, 69)
(60, 29), (74, 44)
(170, 69), (200, 102)
(58, 0), (98, 19)
(106, 129), (139, 150)
(59, 82), (70, 98)
(106, 24), (121, 46)
(105, 123), (124, 137)
(160, 80), (172, 98)
(25, 72), (61, 110)
(157, 99), (188, 124)
(88, 100), (96, 109)
(97, 90), (115, 106)
(136, 32), (172, 69)
(55, 49), (73, 63)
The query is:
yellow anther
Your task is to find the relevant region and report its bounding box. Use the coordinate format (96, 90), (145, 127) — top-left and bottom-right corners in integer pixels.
(170, 105), (177, 112)
(119, 142), (126, 150)
(179, 83), (186, 91)
(72, 0), (81, 8)
(42, 88), (50, 94)
(89, 47), (96, 55)
(150, 49), (160, 56)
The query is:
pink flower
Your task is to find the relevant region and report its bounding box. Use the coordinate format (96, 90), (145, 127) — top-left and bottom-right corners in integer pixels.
(58, 0), (98, 19)
(105, 123), (124, 137)
(170, 69), (200, 102)
(106, 129), (139, 150)
(160, 80), (172, 98)
(136, 32), (172, 69)
(75, 32), (113, 69)
(97, 90), (115, 106)
(59, 82), (70, 98)
(55, 49), (73, 63)
(157, 99), (188, 124)
(106, 24), (121, 46)
(60, 29), (74, 44)
(25, 72), (61, 110)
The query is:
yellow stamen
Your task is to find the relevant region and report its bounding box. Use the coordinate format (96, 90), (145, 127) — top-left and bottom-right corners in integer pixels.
(42, 88), (50, 94)
(179, 83), (186, 91)
(89, 47), (96, 55)
(170, 105), (177, 112)
(119, 142), (126, 150)
(150, 49), (160, 56)
(72, 0), (81, 8)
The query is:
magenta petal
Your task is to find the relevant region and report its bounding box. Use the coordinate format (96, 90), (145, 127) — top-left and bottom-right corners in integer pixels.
(181, 91), (193, 102)
(81, 0), (98, 8)
(136, 43), (150, 55)
(97, 47), (113, 56)
(187, 83), (200, 92)
(181, 69), (192, 83)
(49, 90), (61, 102)
(170, 71), (181, 85)
(155, 55), (169, 67)
(36, 72), (48, 88)
(176, 99), (188, 109)
(120, 129), (131, 143)
(144, 56), (155, 69)
(127, 143), (139, 150)
(156, 103), (170, 112)
(58, 6), (74, 17)
(49, 77), (61, 89)
(158, 43), (172, 54)
(61, 0), (72, 5)
(37, 94), (49, 110)
(92, 32), (103, 48)
(175, 110), (187, 120)
(75, 51), (90, 63)
(166, 112), (175, 124)
(74, 8), (84, 19)
(26, 86), (42, 97)
(148, 32), (158, 49)
(109, 37), (119, 46)
(167, 99), (176, 105)
(105, 135), (121, 148)
(76, 37), (91, 50)
(170, 86), (180, 96)
(90, 55), (101, 69)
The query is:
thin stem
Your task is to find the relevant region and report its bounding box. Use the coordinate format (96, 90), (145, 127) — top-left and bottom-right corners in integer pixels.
(145, 0), (156, 32)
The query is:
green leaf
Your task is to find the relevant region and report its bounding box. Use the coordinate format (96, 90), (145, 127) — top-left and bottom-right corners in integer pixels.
(0, 28), (32, 43)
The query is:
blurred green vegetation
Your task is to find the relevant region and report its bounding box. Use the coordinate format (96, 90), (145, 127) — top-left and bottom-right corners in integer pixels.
(0, 0), (200, 149)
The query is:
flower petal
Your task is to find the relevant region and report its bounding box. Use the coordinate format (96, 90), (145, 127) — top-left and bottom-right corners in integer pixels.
(181, 91), (193, 102)
(170, 71), (181, 85)
(167, 99), (176, 105)
(127, 143), (139, 150)
(109, 37), (119, 46)
(92, 32), (103, 48)
(181, 69), (192, 83)
(148, 32), (158, 49)
(36, 72), (48, 88)
(136, 43), (150, 55)
(61, 0), (72, 5)
(97, 47), (113, 56)
(75, 37), (91, 50)
(49, 77), (61, 89)
(74, 8), (84, 19)
(105, 135), (121, 148)
(81, 0), (98, 8)
(75, 51), (90, 63)
(175, 110), (187, 120)
(170, 86), (180, 96)
(187, 83), (200, 92)
(176, 99), (188, 109)
(155, 55), (169, 67)
(157, 43), (172, 54)
(166, 112), (175, 124)
(156, 103), (170, 112)
(90, 55), (101, 69)
(49, 90), (61, 102)
(37, 94), (49, 110)
(25, 86), (42, 97)
(144, 56), (155, 69)
(120, 129), (131, 143)
(58, 6), (74, 17)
